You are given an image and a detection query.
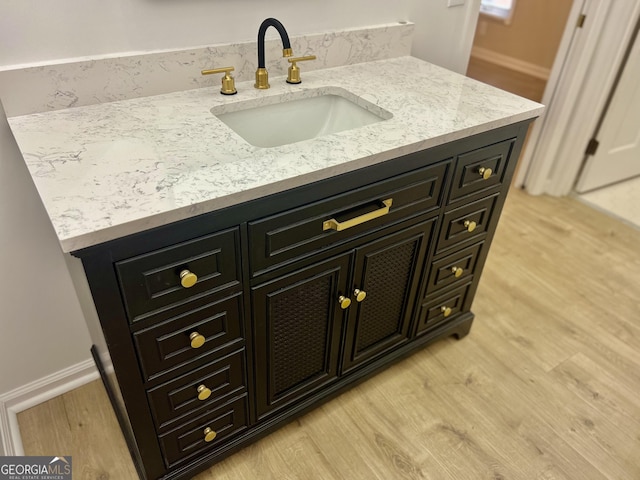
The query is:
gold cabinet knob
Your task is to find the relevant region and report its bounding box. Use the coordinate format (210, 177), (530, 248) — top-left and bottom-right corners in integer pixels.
(338, 295), (352, 309)
(354, 289), (367, 302)
(203, 427), (217, 443)
(197, 385), (212, 401)
(189, 332), (206, 349)
(451, 266), (464, 278)
(180, 269), (198, 288)
(441, 306), (452, 317)
(478, 167), (493, 180)
(463, 220), (477, 232)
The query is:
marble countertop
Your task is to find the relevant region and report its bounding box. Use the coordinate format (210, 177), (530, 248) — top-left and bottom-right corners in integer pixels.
(8, 56), (543, 253)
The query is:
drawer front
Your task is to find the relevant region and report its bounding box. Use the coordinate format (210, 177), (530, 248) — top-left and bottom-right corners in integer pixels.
(416, 283), (473, 335)
(133, 292), (244, 381)
(159, 395), (248, 468)
(449, 138), (515, 203)
(248, 161), (449, 276)
(436, 194), (500, 253)
(147, 350), (246, 431)
(116, 228), (241, 322)
(426, 242), (484, 295)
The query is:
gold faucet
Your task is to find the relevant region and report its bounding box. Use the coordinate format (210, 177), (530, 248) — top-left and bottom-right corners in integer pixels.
(255, 18), (293, 89)
(286, 55), (316, 84)
(201, 66), (237, 95)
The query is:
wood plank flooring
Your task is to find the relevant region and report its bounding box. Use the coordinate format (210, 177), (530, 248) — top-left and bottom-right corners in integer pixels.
(18, 188), (640, 480)
(466, 56), (547, 102)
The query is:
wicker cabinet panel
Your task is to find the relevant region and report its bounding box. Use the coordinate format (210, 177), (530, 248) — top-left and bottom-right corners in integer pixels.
(341, 218), (436, 373)
(251, 254), (351, 419)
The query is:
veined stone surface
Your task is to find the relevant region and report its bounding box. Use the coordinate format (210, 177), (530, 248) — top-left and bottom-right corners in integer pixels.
(7, 56), (543, 252)
(0, 22), (414, 117)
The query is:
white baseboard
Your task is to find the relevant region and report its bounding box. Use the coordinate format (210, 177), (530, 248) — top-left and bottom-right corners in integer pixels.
(471, 46), (551, 80)
(0, 359), (98, 456)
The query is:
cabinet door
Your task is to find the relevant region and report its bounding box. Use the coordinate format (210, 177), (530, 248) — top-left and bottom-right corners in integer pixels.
(252, 254), (351, 419)
(341, 219), (436, 373)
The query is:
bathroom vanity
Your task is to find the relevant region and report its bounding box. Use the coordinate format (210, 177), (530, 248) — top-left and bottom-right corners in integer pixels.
(7, 54), (542, 479)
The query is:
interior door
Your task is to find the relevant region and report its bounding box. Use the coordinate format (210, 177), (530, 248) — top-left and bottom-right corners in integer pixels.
(575, 29), (640, 192)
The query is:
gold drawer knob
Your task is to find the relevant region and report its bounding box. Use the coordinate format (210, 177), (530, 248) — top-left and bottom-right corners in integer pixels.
(463, 220), (477, 232)
(197, 385), (212, 401)
(354, 289), (367, 302)
(203, 427), (217, 443)
(180, 269), (198, 288)
(190, 332), (206, 349)
(478, 167), (493, 180)
(451, 266), (464, 278)
(338, 295), (352, 309)
(441, 306), (452, 317)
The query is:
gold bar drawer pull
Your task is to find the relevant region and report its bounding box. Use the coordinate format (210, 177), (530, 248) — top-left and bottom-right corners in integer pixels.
(323, 198), (393, 232)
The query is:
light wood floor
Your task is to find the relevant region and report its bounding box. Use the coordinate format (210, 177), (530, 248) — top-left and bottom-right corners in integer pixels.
(466, 56), (547, 102)
(19, 188), (640, 479)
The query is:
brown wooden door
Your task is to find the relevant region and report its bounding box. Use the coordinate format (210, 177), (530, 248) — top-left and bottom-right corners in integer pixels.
(251, 254), (351, 420)
(341, 219), (436, 373)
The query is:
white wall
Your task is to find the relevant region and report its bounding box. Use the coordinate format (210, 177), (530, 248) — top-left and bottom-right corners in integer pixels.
(410, 0), (481, 74)
(0, 0), (479, 73)
(0, 101), (92, 394)
(0, 0), (479, 397)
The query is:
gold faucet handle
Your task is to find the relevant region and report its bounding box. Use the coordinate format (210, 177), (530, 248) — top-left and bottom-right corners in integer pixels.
(201, 66), (237, 95)
(286, 55), (316, 84)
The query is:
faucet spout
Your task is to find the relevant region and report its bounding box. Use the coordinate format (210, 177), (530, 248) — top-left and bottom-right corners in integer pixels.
(255, 18), (293, 89)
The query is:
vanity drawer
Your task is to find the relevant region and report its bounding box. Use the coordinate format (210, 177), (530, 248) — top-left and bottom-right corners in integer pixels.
(147, 350), (246, 431)
(132, 291), (244, 382)
(448, 138), (515, 203)
(116, 228), (241, 322)
(159, 395), (249, 468)
(436, 193), (500, 253)
(248, 161), (450, 276)
(426, 242), (484, 295)
(415, 283), (473, 335)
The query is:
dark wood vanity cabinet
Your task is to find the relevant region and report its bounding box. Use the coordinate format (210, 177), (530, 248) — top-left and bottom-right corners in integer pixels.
(74, 121), (531, 480)
(252, 217), (435, 420)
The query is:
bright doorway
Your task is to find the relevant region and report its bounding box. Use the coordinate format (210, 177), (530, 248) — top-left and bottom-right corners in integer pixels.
(466, 0), (573, 183)
(466, 0), (640, 228)
(467, 0), (572, 104)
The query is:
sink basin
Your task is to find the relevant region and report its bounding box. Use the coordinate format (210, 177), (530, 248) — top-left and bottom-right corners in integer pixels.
(212, 87), (392, 148)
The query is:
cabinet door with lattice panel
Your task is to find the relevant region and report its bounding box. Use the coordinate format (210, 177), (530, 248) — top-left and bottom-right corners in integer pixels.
(340, 218), (436, 373)
(251, 253), (352, 420)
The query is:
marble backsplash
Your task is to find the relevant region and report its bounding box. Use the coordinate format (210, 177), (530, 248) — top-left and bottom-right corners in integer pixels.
(0, 22), (413, 117)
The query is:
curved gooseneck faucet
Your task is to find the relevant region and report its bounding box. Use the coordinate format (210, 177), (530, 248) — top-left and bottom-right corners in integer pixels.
(255, 18), (293, 89)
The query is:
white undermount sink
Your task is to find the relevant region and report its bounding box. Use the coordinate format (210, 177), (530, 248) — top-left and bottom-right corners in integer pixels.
(211, 87), (392, 148)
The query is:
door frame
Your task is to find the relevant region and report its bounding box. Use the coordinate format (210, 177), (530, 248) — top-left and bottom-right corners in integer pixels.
(515, 0), (640, 196)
